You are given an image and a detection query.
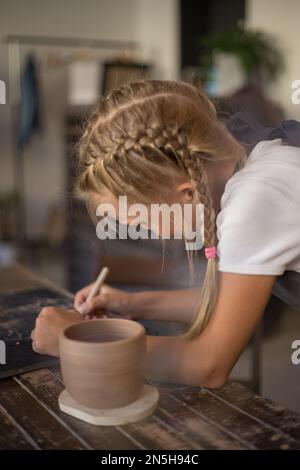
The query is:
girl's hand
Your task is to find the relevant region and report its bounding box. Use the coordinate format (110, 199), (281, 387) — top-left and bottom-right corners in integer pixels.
(31, 307), (84, 357)
(74, 283), (132, 319)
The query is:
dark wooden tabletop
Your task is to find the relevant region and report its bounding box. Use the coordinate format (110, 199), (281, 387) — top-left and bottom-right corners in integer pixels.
(0, 264), (300, 450)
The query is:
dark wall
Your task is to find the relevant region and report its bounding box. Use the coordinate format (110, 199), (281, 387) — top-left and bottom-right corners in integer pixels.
(180, 0), (245, 68)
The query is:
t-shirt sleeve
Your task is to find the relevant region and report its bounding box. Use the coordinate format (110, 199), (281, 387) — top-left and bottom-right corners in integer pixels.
(216, 176), (300, 276)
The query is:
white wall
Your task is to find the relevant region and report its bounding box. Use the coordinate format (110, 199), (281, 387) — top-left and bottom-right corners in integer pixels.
(0, 0), (179, 237)
(246, 0), (300, 120)
(136, 0), (180, 80)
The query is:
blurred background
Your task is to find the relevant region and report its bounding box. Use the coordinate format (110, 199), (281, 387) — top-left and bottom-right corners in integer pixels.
(0, 0), (299, 411)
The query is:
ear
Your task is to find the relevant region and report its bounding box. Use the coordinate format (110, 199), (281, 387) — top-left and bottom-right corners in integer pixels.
(176, 182), (195, 202)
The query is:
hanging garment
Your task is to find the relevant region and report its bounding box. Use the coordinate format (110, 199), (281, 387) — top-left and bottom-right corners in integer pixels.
(18, 55), (41, 148)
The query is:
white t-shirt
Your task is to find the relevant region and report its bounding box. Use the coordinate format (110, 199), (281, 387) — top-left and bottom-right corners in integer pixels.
(217, 139), (300, 276)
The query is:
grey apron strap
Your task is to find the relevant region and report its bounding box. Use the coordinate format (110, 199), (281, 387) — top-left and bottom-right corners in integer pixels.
(273, 271), (300, 312)
(225, 112), (300, 311)
(225, 111), (300, 150)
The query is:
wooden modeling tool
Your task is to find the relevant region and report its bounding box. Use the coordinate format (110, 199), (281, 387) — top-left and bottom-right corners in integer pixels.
(86, 266), (109, 303)
(78, 266), (109, 316)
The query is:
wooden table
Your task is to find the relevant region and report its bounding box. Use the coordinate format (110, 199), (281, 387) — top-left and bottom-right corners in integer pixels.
(0, 264), (300, 450)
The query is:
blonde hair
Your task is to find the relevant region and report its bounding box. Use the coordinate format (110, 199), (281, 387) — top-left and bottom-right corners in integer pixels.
(78, 80), (246, 339)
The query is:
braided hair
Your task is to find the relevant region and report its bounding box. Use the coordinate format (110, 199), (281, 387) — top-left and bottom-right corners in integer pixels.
(78, 80), (246, 338)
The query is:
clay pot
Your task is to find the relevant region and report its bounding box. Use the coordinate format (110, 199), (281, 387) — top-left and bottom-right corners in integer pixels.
(59, 318), (146, 409)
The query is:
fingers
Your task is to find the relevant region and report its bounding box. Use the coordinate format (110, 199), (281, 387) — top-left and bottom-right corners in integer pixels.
(32, 308), (56, 354)
(31, 313), (45, 353)
(74, 290), (87, 310)
(74, 283), (111, 311)
(74, 284), (130, 317)
(31, 329), (39, 353)
(31, 327), (42, 353)
(77, 294), (108, 315)
(31, 307), (69, 358)
(73, 283), (94, 308)
(83, 308), (108, 320)
(39, 306), (64, 318)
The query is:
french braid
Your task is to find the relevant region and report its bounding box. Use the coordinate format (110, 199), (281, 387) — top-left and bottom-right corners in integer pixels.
(78, 80), (246, 338)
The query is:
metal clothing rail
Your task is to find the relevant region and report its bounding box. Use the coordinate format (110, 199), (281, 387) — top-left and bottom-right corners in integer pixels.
(6, 34), (137, 245)
(5, 34), (137, 50)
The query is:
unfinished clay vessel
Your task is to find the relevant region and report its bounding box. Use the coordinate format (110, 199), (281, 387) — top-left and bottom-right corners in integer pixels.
(59, 318), (146, 409)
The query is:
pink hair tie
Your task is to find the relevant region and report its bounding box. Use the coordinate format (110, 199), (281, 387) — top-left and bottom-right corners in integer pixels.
(205, 246), (218, 260)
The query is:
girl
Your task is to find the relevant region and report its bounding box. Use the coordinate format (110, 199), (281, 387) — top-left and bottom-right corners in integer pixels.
(31, 80), (300, 388)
